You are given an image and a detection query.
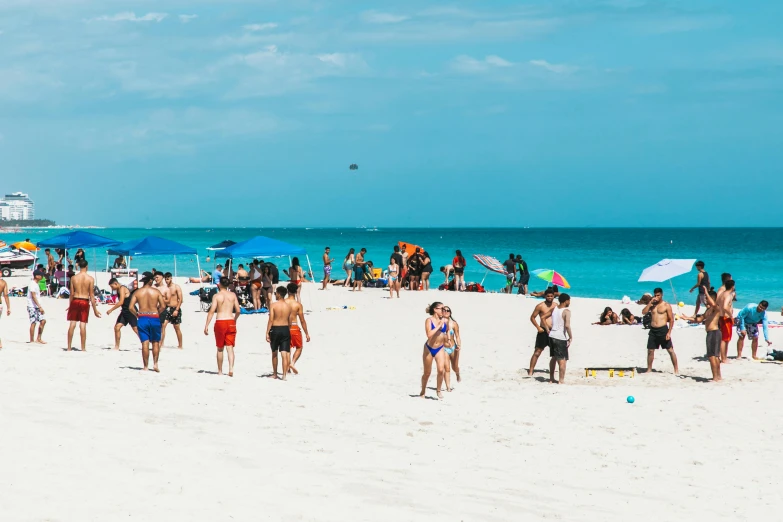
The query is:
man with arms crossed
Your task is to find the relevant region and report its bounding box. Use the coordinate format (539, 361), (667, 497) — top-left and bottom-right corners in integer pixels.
(106, 278), (138, 350)
(321, 247), (333, 290)
(717, 279), (736, 363)
(204, 277), (241, 376)
(736, 301), (771, 360)
(160, 272), (184, 349)
(701, 290), (722, 381)
(0, 274), (9, 349)
(266, 286), (292, 380)
(285, 282), (311, 374)
(545, 293), (572, 384)
(642, 287), (679, 375)
(528, 288), (557, 376)
(129, 272), (167, 372)
(67, 260), (102, 351)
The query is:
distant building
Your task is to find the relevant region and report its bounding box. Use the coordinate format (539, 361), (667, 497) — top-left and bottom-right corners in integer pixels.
(0, 192), (35, 220)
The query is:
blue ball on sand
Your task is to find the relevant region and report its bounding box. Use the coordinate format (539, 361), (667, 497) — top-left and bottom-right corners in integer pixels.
(627, 396), (635, 404)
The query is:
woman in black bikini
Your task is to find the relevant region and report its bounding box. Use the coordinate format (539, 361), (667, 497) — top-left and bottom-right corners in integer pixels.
(261, 265), (273, 309)
(420, 301), (449, 400)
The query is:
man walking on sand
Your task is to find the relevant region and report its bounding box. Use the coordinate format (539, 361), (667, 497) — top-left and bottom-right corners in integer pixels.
(66, 260), (102, 351)
(689, 260), (711, 317)
(736, 301), (771, 360)
(544, 293), (572, 384)
(129, 272), (167, 372)
(106, 278), (138, 350)
(515, 254), (530, 295)
(702, 290), (722, 381)
(161, 272), (184, 349)
(528, 288), (557, 376)
(285, 282), (311, 374)
(717, 279), (736, 363)
(266, 286), (292, 380)
(204, 277), (241, 376)
(352, 248), (367, 292)
(321, 247), (333, 290)
(27, 272), (46, 344)
(0, 274), (9, 349)
(642, 288), (679, 375)
(502, 254), (516, 294)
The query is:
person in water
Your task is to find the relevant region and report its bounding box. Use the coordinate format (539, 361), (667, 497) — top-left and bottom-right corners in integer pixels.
(419, 302), (449, 400)
(442, 305), (462, 388)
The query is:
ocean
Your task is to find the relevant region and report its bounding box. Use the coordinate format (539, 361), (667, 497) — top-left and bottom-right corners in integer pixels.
(2, 227), (782, 306)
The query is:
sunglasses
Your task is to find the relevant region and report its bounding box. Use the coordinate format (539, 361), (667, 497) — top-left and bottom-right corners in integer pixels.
(443, 308), (451, 313)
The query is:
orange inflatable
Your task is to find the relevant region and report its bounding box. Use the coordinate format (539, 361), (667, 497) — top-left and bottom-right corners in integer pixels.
(398, 241), (424, 255)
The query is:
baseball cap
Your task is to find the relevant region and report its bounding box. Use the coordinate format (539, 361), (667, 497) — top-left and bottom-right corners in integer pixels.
(141, 271), (154, 283)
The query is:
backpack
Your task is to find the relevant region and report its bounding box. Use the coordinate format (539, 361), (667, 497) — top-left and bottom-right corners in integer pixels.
(642, 312), (652, 329)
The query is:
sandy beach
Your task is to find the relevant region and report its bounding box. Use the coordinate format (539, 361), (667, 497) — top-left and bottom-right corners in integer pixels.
(1, 274), (781, 521)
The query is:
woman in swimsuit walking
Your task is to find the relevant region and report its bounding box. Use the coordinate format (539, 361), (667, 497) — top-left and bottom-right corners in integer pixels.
(442, 305), (462, 387)
(342, 248), (355, 287)
(420, 301), (449, 400)
(388, 256), (400, 298)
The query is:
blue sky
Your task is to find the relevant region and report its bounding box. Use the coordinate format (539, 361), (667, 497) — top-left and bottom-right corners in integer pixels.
(1, 0), (781, 227)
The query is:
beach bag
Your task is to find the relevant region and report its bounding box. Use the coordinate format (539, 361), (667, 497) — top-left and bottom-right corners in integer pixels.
(642, 312), (652, 329)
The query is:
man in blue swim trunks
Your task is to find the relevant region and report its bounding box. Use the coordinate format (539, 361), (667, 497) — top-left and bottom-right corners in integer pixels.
(129, 272), (167, 372)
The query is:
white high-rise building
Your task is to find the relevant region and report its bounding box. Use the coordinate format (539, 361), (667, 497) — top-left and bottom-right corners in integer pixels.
(0, 192), (35, 220)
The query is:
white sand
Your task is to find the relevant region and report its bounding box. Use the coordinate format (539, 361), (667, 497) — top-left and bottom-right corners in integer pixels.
(1, 274), (782, 521)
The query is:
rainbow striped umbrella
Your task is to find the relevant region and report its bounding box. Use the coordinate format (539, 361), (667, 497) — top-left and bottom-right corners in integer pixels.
(531, 268), (571, 289)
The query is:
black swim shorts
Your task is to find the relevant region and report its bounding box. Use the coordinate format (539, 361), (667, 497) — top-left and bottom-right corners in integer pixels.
(116, 310), (138, 328)
(535, 331), (550, 349)
(550, 338), (569, 360)
(161, 306), (182, 325)
(647, 326), (673, 350)
(705, 330), (721, 358)
(269, 325), (291, 353)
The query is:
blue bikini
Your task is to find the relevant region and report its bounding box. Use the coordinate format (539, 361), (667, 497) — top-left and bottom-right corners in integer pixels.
(426, 320), (447, 356)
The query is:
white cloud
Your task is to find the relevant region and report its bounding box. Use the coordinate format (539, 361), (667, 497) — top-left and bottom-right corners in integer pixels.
(485, 55), (513, 67)
(361, 11), (410, 24)
(88, 12), (168, 23)
(179, 14), (198, 24)
(529, 59), (578, 74)
(452, 55), (514, 73)
(243, 23), (278, 31)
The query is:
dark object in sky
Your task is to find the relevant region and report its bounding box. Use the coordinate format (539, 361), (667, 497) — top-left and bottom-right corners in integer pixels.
(349, 164), (358, 170)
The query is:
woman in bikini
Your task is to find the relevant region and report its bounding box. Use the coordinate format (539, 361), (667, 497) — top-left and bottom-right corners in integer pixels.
(595, 307), (619, 325)
(442, 305), (462, 387)
(261, 265), (274, 309)
(388, 256), (400, 298)
(420, 301), (449, 400)
(284, 257), (305, 303)
(342, 248), (355, 287)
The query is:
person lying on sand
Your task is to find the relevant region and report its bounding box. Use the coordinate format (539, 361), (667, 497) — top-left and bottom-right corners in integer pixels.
(188, 270), (212, 284)
(620, 308), (641, 324)
(593, 307), (619, 325)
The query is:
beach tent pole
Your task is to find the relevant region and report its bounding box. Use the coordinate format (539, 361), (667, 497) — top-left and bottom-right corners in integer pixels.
(305, 255), (315, 283)
(480, 269), (489, 286)
(174, 256), (177, 277)
(195, 255), (203, 289)
(105, 252), (110, 272)
(669, 279), (677, 304)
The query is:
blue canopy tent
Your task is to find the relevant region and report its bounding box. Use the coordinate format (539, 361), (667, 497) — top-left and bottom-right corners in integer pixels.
(106, 236), (199, 278)
(37, 231), (121, 289)
(215, 236), (313, 288)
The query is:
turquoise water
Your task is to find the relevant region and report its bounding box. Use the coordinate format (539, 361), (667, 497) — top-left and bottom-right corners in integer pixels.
(3, 228), (782, 306)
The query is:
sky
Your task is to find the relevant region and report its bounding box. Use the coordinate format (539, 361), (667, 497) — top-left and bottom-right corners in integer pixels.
(1, 0), (782, 227)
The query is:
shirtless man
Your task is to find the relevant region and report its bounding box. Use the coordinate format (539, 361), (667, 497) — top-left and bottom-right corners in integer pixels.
(321, 247), (334, 290)
(702, 290), (722, 381)
(204, 276), (241, 376)
(106, 278), (138, 350)
(153, 271), (170, 303)
(160, 272), (183, 349)
(717, 279), (736, 363)
(266, 286), (292, 380)
(129, 272), (167, 372)
(45, 248), (56, 275)
(528, 288), (557, 376)
(285, 282), (311, 374)
(642, 287), (679, 375)
(0, 274), (9, 349)
(352, 248), (367, 292)
(66, 259), (102, 351)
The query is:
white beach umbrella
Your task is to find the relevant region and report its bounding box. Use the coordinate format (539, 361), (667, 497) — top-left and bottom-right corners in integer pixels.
(638, 258), (696, 303)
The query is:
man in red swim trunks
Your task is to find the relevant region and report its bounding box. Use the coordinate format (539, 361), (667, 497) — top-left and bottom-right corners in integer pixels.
(285, 282), (310, 374)
(717, 279), (736, 364)
(66, 259), (102, 351)
(204, 276), (241, 376)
